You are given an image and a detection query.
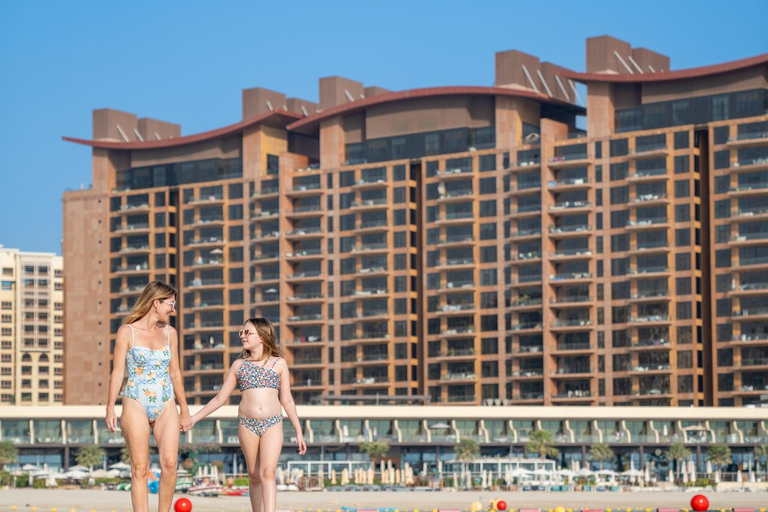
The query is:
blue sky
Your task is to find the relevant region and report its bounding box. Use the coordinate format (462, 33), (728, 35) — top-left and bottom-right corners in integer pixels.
(1, 0), (766, 255)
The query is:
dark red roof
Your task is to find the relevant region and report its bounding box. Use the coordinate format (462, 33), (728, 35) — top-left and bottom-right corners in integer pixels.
(63, 110), (302, 150)
(287, 86), (583, 133)
(562, 53), (768, 83)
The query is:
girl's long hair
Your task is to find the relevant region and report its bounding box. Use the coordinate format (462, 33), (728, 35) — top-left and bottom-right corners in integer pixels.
(122, 281), (177, 325)
(240, 317), (283, 360)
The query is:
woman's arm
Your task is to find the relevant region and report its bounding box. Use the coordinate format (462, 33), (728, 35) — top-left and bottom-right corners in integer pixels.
(278, 359), (307, 454)
(167, 326), (191, 430)
(105, 326), (130, 432)
(189, 360), (241, 426)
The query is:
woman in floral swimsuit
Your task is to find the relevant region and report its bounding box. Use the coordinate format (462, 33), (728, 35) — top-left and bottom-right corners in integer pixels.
(105, 281), (191, 512)
(191, 317), (306, 512)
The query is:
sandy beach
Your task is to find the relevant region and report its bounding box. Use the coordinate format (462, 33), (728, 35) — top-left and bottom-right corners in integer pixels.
(0, 489), (766, 511)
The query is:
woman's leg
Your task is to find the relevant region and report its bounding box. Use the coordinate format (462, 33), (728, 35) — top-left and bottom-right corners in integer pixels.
(121, 398), (151, 512)
(257, 422), (284, 512)
(239, 422), (263, 512)
(152, 401), (180, 512)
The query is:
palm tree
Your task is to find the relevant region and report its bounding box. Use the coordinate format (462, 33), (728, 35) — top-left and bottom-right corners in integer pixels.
(589, 443), (615, 471)
(526, 430), (559, 460)
(359, 441), (390, 462)
(454, 439), (479, 488)
(0, 441), (18, 471)
(665, 443), (691, 481)
(707, 444), (732, 480)
(76, 445), (105, 472)
(754, 444), (768, 474)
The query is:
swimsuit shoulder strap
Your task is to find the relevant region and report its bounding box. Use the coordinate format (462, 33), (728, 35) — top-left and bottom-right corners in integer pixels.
(271, 356), (280, 368)
(127, 324), (135, 348)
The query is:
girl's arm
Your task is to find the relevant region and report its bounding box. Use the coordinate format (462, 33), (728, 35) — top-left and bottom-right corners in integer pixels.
(105, 326), (130, 432)
(277, 359), (307, 454)
(189, 360), (242, 426)
(167, 326), (191, 430)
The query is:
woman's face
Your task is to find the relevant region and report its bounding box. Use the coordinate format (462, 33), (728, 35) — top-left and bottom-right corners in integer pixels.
(155, 295), (176, 323)
(239, 322), (262, 350)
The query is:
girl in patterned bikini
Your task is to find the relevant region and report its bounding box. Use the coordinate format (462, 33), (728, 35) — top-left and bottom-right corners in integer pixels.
(190, 317), (307, 512)
(105, 281), (192, 512)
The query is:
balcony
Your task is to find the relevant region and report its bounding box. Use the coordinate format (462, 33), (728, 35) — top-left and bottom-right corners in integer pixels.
(438, 236), (474, 247)
(507, 160), (541, 172)
(739, 255), (768, 268)
(549, 178), (591, 191)
(118, 244), (150, 254)
(120, 202), (150, 212)
(440, 348), (475, 358)
(359, 310), (389, 319)
(509, 205), (542, 218)
(285, 227), (323, 239)
(548, 225), (592, 238)
(628, 315), (671, 324)
(548, 154), (589, 169)
(550, 248), (592, 261)
(630, 364), (672, 373)
(631, 339), (672, 350)
(549, 272), (592, 283)
(252, 187), (279, 198)
(508, 297), (543, 311)
(509, 369), (543, 378)
(251, 210), (279, 221)
(729, 282), (768, 296)
(635, 388), (672, 397)
(437, 304), (476, 315)
(628, 144), (669, 159)
(732, 156), (768, 172)
(189, 195), (224, 205)
(352, 243), (388, 253)
(553, 390), (592, 400)
(630, 266), (669, 277)
(554, 342), (592, 352)
(114, 223), (150, 233)
(351, 199), (388, 210)
(286, 249), (323, 260)
(187, 237), (225, 247)
(551, 319), (592, 330)
(355, 376), (389, 385)
(633, 193), (668, 205)
(512, 251), (542, 262)
(733, 206), (768, 221)
(286, 314), (324, 324)
(510, 182), (542, 195)
(627, 169), (668, 182)
(635, 241), (671, 254)
(440, 327), (476, 337)
(510, 322), (542, 332)
(509, 393), (544, 401)
(435, 212), (474, 224)
(189, 278), (225, 289)
(550, 296), (592, 307)
(438, 258), (474, 269)
(436, 167), (474, 179)
(253, 231), (279, 241)
(509, 228), (542, 240)
(728, 183), (768, 197)
(285, 184), (323, 197)
(440, 372), (477, 382)
(726, 131), (768, 148)
(733, 307), (768, 319)
(118, 285), (146, 295)
(554, 366), (592, 376)
(287, 294), (325, 303)
(113, 263), (150, 274)
(627, 218), (668, 230)
(549, 201), (592, 213)
(353, 178), (387, 189)
(630, 290), (670, 302)
(355, 221), (389, 232)
(286, 271), (323, 281)
(354, 288), (388, 296)
(437, 190), (474, 203)
(731, 233), (768, 246)
(191, 258), (224, 268)
(286, 206), (323, 218)
(293, 357), (324, 366)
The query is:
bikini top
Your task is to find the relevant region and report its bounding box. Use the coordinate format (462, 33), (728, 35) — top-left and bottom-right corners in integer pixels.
(125, 324), (172, 380)
(237, 357), (281, 391)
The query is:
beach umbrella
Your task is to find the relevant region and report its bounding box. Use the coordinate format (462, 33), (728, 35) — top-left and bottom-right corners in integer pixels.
(330, 468), (336, 484)
(22, 463), (39, 471)
(737, 468), (743, 484)
(714, 469), (720, 483)
(317, 466), (323, 486)
(452, 471), (458, 489)
(667, 469), (674, 482)
(367, 466), (374, 484)
(341, 468), (348, 485)
(63, 469), (89, 480)
(395, 468), (401, 484)
(389, 467), (395, 484)
(379, 460), (385, 475)
(682, 471), (688, 484)
(749, 468), (755, 483)
(69, 465), (89, 472)
(109, 462), (131, 470)
(706, 460), (712, 474)
(481, 469), (487, 489)
(464, 469), (471, 489)
(643, 464), (650, 483)
(90, 469), (113, 478)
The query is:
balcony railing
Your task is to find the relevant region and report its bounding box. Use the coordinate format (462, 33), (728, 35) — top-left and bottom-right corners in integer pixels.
(351, 199), (388, 207)
(441, 327), (475, 336)
(556, 366), (592, 374)
(552, 319), (592, 327)
(734, 308), (768, 317)
(287, 314), (323, 322)
(440, 372), (477, 381)
(629, 218), (667, 227)
(629, 315), (671, 323)
(439, 190), (473, 199)
(634, 194), (667, 203)
(549, 225), (592, 233)
(550, 272), (592, 281)
(510, 369), (543, 376)
(441, 304), (475, 312)
(287, 228), (322, 236)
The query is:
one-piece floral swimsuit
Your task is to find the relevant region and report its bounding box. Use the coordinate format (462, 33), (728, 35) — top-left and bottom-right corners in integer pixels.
(123, 324), (174, 422)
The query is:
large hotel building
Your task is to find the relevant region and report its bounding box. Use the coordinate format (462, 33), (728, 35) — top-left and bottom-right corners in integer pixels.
(62, 36), (768, 409)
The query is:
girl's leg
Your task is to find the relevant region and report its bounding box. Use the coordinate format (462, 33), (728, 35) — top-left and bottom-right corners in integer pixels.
(256, 422), (284, 512)
(152, 401), (180, 512)
(121, 399), (151, 512)
(239, 422), (263, 512)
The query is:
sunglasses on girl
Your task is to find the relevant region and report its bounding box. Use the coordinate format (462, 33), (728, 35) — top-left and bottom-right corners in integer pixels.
(239, 329), (254, 338)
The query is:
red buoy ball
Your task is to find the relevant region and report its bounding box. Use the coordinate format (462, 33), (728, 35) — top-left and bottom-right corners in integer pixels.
(690, 494), (709, 512)
(174, 498), (192, 512)
(497, 501), (507, 511)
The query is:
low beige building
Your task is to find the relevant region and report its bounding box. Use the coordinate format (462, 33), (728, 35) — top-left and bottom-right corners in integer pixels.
(0, 246), (64, 405)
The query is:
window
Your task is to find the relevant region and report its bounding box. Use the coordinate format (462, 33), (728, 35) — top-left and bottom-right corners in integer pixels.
(479, 177), (496, 195)
(266, 154), (279, 174)
(674, 155), (689, 174)
(676, 229), (690, 246)
(674, 131), (689, 149)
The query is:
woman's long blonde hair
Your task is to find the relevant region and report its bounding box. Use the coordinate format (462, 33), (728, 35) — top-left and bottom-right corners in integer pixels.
(240, 317), (283, 361)
(122, 281), (177, 325)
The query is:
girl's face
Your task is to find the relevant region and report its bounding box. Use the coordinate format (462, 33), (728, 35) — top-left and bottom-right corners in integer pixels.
(155, 295), (176, 323)
(239, 322), (262, 350)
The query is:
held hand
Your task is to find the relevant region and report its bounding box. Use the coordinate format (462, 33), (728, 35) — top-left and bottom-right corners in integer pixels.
(296, 434), (307, 455)
(105, 408), (118, 433)
(180, 412), (193, 432)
